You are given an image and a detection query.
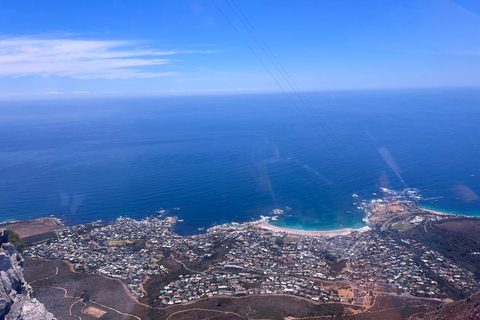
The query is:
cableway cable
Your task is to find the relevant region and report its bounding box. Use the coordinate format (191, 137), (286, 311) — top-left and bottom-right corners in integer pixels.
(211, 0), (370, 187)
(226, 0), (370, 182)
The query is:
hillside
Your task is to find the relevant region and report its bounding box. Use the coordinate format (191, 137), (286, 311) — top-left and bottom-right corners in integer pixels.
(0, 229), (55, 319)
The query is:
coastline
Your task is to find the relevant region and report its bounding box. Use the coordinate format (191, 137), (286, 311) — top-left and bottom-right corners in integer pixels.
(4, 202), (475, 239)
(421, 205), (471, 218)
(254, 220), (370, 237)
(0, 217), (65, 238)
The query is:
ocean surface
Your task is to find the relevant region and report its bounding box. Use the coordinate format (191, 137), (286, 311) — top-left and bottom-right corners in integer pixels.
(1, 88), (480, 235)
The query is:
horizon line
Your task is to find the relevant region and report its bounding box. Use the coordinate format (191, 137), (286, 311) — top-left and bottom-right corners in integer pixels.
(0, 85), (479, 101)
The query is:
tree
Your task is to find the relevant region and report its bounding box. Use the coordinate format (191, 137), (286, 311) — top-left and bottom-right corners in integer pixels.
(8, 230), (25, 252)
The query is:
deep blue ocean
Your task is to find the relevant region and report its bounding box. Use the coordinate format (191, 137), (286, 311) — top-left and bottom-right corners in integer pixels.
(1, 88), (480, 235)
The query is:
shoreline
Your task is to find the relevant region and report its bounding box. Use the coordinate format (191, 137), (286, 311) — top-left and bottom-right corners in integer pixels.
(4, 202), (476, 238)
(421, 205), (472, 218)
(254, 220), (370, 237)
(0, 217), (65, 238)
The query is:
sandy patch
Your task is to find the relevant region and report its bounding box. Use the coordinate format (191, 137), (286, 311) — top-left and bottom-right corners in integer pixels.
(83, 306), (107, 318)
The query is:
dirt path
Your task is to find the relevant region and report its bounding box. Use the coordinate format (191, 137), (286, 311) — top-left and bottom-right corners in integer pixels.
(165, 308), (247, 320)
(69, 298), (83, 319)
(29, 258), (444, 320)
(365, 304), (436, 315)
(29, 266), (58, 284)
(90, 300), (142, 320)
(36, 280), (142, 320)
(63, 259), (152, 308)
(171, 255), (206, 274)
(364, 293), (376, 311)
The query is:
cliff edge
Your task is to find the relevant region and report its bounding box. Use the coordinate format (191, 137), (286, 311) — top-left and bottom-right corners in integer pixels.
(0, 229), (55, 320)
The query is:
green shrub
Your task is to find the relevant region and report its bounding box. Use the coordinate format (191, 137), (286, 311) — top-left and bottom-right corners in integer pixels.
(8, 230), (25, 252)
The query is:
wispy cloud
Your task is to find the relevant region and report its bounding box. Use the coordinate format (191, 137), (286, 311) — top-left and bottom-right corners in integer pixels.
(152, 88), (269, 95)
(0, 36), (206, 79)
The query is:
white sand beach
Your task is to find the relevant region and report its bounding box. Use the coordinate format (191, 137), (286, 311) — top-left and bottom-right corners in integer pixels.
(255, 221), (369, 237)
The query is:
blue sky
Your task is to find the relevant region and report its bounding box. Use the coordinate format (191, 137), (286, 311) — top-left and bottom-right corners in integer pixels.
(1, 0), (480, 98)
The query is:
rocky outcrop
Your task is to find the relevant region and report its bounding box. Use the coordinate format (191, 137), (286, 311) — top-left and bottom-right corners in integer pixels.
(0, 230), (55, 320)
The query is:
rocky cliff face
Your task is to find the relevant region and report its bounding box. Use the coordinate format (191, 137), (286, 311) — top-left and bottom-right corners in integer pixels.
(0, 230), (55, 320)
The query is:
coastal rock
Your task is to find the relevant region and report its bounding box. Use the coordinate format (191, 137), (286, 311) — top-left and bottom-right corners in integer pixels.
(0, 230), (55, 320)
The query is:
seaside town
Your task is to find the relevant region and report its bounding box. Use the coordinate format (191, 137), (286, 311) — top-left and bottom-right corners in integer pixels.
(23, 188), (480, 307)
